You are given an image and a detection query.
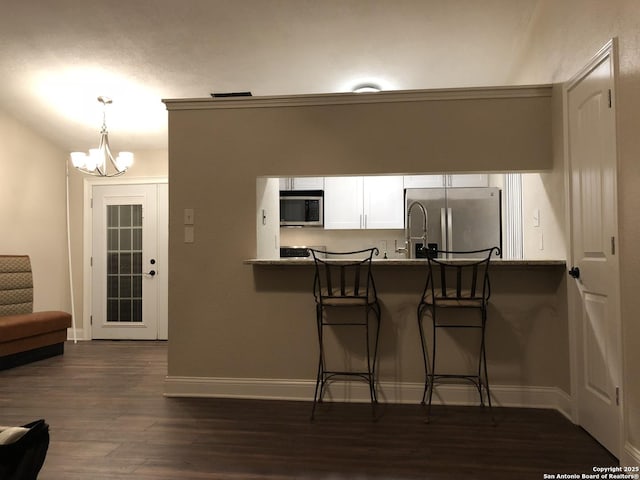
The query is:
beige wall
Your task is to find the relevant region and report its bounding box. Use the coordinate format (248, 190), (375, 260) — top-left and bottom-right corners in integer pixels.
(0, 109), (168, 336)
(507, 0), (640, 459)
(0, 109), (70, 312)
(66, 149), (168, 337)
(165, 89), (570, 408)
(521, 85), (567, 261)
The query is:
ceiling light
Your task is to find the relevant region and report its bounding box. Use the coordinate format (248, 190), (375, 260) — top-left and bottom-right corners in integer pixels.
(69, 96), (133, 177)
(352, 83), (382, 93)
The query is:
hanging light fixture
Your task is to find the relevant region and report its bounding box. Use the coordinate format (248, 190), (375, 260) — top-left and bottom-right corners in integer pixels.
(70, 96), (133, 177)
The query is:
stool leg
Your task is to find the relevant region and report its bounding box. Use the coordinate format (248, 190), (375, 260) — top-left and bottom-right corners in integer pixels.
(372, 303), (381, 405)
(364, 309), (374, 404)
(476, 313), (485, 408)
(480, 308), (495, 423)
(426, 307), (437, 422)
(417, 304), (430, 405)
(365, 303), (381, 412)
(311, 305), (324, 420)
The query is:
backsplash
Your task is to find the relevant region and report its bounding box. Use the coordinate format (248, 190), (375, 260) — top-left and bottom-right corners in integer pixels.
(280, 228), (406, 259)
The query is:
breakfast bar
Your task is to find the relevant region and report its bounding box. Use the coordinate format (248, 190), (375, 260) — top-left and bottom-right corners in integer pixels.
(243, 257), (570, 414)
(245, 258), (565, 267)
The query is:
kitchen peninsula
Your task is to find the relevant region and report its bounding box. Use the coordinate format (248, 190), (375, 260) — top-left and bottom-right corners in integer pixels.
(243, 254), (569, 412)
(163, 86), (571, 416)
(246, 258), (565, 267)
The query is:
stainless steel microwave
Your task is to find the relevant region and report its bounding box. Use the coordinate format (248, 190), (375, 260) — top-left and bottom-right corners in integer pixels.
(280, 190), (324, 227)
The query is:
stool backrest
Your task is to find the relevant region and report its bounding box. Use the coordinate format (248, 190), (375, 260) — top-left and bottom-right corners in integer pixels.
(422, 247), (500, 305)
(309, 248), (379, 305)
(0, 255), (33, 316)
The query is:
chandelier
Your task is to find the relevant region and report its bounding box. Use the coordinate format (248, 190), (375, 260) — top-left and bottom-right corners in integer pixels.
(70, 96), (133, 177)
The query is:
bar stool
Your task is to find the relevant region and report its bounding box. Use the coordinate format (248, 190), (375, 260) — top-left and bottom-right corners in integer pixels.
(417, 247), (500, 422)
(308, 248), (381, 420)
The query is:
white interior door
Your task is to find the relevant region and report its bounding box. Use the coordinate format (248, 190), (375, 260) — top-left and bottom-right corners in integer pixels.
(92, 183), (168, 340)
(566, 43), (622, 457)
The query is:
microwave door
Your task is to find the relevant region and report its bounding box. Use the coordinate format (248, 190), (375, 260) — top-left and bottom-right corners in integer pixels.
(280, 199), (306, 224)
(280, 190), (324, 226)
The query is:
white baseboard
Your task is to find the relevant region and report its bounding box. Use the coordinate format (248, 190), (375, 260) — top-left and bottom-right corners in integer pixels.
(623, 442), (640, 468)
(163, 375), (572, 415)
(67, 328), (89, 341)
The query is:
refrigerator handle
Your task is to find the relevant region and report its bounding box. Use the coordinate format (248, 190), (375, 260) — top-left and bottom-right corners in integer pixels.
(440, 208), (447, 258)
(447, 207), (453, 255)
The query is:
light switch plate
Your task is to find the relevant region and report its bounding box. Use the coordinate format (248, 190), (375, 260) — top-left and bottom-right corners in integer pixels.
(184, 226), (195, 243)
(184, 208), (195, 225)
(533, 208), (540, 227)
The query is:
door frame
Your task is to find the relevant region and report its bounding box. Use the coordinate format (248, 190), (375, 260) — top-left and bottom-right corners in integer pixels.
(563, 38), (624, 456)
(81, 176), (168, 340)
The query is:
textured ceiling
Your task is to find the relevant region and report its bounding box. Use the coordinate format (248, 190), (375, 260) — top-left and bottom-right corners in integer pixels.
(0, 0), (540, 152)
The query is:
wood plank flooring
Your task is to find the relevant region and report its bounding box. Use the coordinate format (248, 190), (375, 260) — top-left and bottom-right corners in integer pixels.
(0, 341), (616, 479)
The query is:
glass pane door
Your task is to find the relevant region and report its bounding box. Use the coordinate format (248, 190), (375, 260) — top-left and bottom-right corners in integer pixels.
(106, 204), (143, 323)
(92, 184), (161, 340)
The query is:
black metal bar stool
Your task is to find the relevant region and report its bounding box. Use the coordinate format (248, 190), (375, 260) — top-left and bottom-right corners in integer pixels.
(417, 247), (500, 422)
(309, 247), (381, 420)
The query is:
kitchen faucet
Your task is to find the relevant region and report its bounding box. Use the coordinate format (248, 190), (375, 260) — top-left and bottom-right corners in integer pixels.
(396, 201), (428, 258)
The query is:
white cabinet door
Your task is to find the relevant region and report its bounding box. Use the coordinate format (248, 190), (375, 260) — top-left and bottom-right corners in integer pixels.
(280, 177), (325, 190)
(363, 176), (404, 229)
(324, 177), (364, 229)
(404, 175), (445, 188)
(292, 177), (324, 190)
(279, 178), (291, 190)
(449, 174), (489, 187)
(325, 176), (403, 230)
(404, 174), (489, 188)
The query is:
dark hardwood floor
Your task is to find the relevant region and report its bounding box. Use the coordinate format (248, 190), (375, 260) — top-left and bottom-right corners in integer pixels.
(0, 341), (616, 479)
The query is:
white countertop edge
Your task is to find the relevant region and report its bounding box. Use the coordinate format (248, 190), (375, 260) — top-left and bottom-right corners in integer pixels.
(244, 258), (566, 267)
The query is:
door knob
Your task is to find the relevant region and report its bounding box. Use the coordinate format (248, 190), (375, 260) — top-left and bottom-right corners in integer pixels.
(145, 270), (156, 277)
(568, 266), (580, 279)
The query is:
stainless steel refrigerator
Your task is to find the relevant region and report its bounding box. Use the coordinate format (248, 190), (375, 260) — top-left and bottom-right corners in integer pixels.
(405, 187), (502, 258)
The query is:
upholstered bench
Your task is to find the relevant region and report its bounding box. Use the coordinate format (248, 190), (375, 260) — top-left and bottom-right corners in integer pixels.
(0, 255), (71, 370)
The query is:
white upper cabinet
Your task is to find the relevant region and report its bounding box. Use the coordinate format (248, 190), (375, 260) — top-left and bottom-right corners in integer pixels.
(324, 176), (404, 229)
(449, 174), (489, 187)
(404, 175), (445, 188)
(324, 177), (363, 229)
(362, 176), (404, 229)
(279, 177), (324, 190)
(403, 174), (489, 188)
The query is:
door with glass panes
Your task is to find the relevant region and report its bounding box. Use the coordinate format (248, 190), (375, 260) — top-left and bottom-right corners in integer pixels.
(91, 183), (168, 339)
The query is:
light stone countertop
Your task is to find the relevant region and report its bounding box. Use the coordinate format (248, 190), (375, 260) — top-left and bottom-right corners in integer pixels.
(244, 258), (566, 267)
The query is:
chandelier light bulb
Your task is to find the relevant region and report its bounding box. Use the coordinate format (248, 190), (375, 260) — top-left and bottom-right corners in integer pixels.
(70, 152), (86, 168)
(115, 151), (134, 172)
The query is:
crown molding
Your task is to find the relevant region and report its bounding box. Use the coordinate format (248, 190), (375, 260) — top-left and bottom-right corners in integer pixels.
(163, 84), (552, 111)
